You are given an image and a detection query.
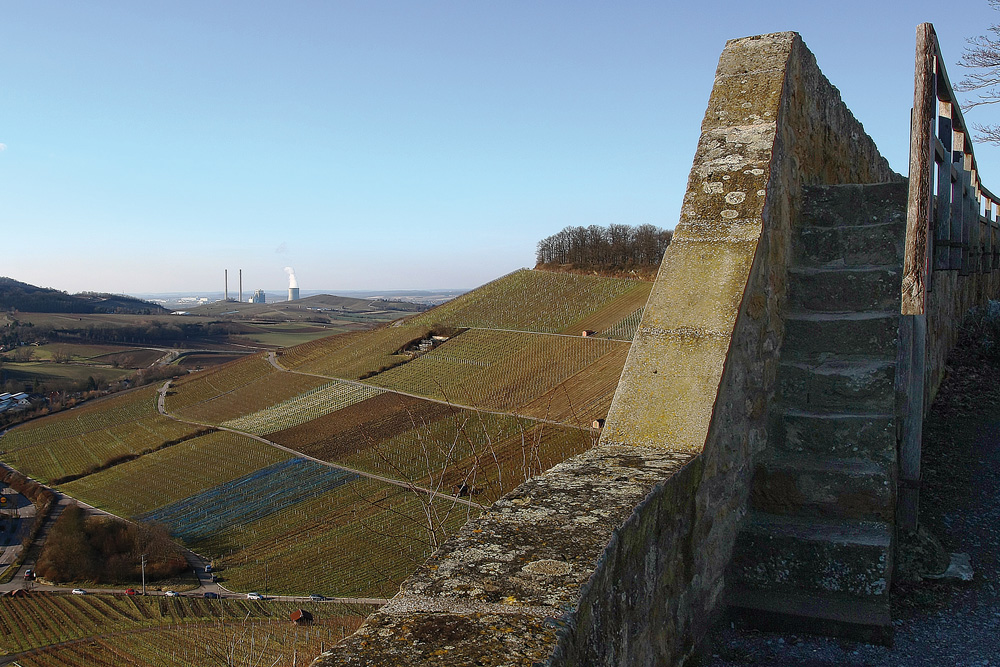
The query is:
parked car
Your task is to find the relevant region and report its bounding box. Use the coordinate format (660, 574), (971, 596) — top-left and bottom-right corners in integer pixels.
(125, 588), (138, 596)
(247, 592), (263, 600)
(71, 588), (87, 595)
(164, 590), (180, 597)
(203, 591), (219, 599)
(309, 594), (326, 601)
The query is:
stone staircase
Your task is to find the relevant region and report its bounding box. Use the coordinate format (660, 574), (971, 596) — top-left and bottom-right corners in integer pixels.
(730, 182), (909, 643)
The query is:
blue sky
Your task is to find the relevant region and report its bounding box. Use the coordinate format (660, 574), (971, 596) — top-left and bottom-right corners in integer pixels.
(2, 1), (998, 295)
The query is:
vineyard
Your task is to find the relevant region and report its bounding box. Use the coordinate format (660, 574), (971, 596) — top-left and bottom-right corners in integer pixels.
(518, 344), (631, 427)
(561, 280), (652, 338)
(139, 458), (357, 544)
(0, 386), (201, 484)
(0, 261), (638, 611)
(405, 268), (645, 333)
(221, 380), (385, 435)
(277, 324), (433, 380)
(211, 478), (477, 597)
(366, 328), (628, 412)
(171, 369), (327, 424)
(0, 594), (373, 667)
(266, 392), (458, 463)
(61, 431), (291, 518)
(165, 354), (273, 412)
(600, 307), (645, 341)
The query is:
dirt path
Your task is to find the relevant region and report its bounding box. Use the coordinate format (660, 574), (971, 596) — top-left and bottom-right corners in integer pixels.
(265, 350), (599, 433)
(709, 328), (1000, 665)
(157, 381), (485, 511)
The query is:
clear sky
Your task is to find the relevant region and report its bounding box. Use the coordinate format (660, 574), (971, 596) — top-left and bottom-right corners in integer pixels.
(3, 1), (999, 295)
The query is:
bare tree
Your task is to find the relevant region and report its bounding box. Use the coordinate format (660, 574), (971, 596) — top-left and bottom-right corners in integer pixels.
(957, 0), (1000, 144)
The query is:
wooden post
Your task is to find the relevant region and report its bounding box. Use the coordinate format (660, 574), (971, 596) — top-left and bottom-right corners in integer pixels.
(898, 23), (937, 530)
(902, 23), (936, 316)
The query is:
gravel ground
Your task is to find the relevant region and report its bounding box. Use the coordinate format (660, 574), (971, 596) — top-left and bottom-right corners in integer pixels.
(709, 319), (1000, 666)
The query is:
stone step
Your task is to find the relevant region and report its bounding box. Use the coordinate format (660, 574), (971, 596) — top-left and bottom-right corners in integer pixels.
(788, 266), (901, 313)
(728, 586), (892, 645)
(769, 409), (896, 463)
(731, 512), (892, 600)
(751, 456), (894, 522)
(796, 221), (906, 268)
(799, 181), (909, 229)
(776, 359), (895, 413)
(783, 311), (899, 360)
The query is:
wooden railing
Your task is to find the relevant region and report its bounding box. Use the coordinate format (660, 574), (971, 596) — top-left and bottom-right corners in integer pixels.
(899, 22), (999, 529)
(904, 23), (999, 314)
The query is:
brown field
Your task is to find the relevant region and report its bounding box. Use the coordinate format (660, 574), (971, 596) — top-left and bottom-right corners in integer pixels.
(267, 392), (457, 463)
(519, 344), (630, 427)
(561, 281), (652, 336)
(89, 348), (165, 368)
(174, 351), (252, 369)
(365, 329), (627, 412)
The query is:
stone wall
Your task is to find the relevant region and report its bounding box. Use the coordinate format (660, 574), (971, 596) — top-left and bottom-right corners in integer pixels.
(924, 268), (1000, 410)
(313, 32), (899, 667)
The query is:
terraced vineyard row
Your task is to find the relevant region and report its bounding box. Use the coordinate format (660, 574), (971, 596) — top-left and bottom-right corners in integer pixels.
(519, 344), (630, 427)
(406, 268), (644, 333)
(600, 307), (644, 341)
(140, 458), (356, 544)
(212, 478), (477, 597)
(0, 386), (202, 484)
(62, 431), (290, 518)
(0, 594), (371, 664)
(561, 281), (652, 338)
(171, 370), (327, 424)
(366, 328), (627, 412)
(221, 381), (385, 435)
(266, 394), (595, 504)
(277, 324), (433, 380)
(337, 411), (595, 503)
(1, 386), (163, 452)
(166, 354), (273, 411)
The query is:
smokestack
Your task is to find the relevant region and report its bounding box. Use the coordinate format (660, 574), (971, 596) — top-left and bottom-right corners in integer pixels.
(239, 269), (243, 303)
(225, 269), (228, 301)
(284, 267), (299, 301)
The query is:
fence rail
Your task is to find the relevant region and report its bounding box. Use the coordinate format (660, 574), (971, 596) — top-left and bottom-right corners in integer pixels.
(899, 22), (999, 529)
(904, 22), (999, 315)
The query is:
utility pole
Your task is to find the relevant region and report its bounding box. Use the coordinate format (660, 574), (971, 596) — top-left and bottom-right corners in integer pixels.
(141, 554), (147, 595)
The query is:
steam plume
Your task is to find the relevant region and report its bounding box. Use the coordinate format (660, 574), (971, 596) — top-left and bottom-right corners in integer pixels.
(284, 266), (298, 289)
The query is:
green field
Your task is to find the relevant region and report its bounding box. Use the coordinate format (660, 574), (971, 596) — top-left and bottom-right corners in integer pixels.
(0, 361), (132, 389)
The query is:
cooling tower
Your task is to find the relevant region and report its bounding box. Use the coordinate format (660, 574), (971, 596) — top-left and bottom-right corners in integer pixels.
(288, 287), (300, 301)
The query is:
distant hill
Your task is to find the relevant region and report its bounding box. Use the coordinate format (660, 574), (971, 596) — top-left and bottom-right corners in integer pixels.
(183, 292), (426, 321)
(0, 277), (168, 314)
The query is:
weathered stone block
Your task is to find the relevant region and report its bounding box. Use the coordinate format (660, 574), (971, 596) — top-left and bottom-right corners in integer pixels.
(732, 512), (892, 598)
(776, 359), (895, 412)
(788, 266), (902, 312)
(783, 312), (899, 359)
(770, 410), (896, 462)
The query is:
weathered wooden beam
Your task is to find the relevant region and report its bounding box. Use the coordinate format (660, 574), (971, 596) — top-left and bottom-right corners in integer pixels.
(902, 22), (937, 315)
